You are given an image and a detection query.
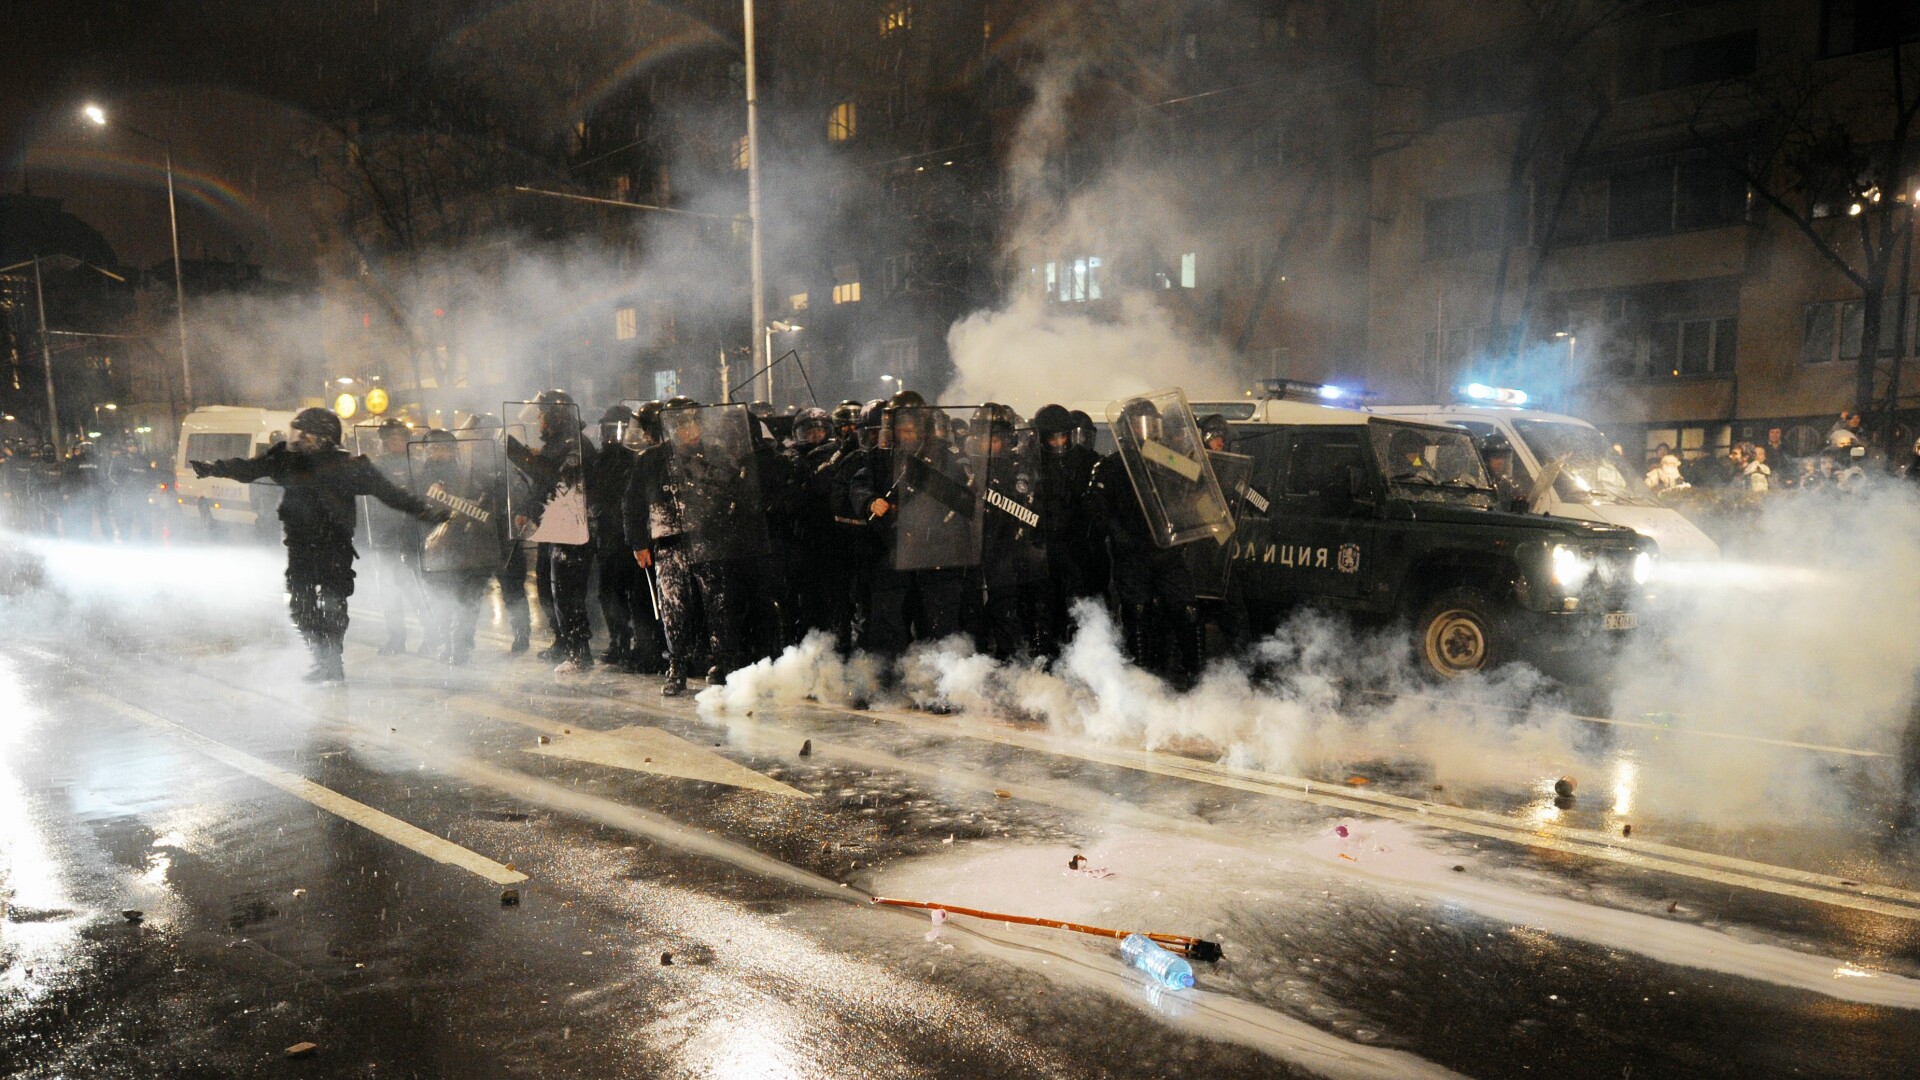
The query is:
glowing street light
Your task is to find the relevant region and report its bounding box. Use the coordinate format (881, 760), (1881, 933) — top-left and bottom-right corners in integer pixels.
(82, 102), (193, 406)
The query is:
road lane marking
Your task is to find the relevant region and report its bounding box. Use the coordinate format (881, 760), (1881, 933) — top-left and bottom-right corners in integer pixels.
(446, 697), (811, 799)
(156, 633), (1920, 923)
(82, 689), (528, 887)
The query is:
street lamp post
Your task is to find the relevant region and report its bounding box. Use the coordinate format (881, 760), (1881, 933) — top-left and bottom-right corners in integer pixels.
(31, 259), (62, 457)
(743, 0), (770, 408)
(83, 104), (192, 406)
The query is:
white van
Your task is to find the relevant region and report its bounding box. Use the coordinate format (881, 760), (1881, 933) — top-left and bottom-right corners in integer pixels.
(1364, 402), (1720, 561)
(173, 406), (295, 534)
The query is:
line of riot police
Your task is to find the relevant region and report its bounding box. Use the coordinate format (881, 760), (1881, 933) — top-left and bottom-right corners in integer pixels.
(302, 387), (1224, 696)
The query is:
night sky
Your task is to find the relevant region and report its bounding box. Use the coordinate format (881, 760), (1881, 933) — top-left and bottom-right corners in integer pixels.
(3, 0), (737, 277)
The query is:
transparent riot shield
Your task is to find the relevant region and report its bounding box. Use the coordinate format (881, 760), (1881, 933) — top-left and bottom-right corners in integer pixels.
(1106, 388), (1234, 549)
(408, 435), (511, 575)
(657, 402), (770, 563)
(886, 404), (984, 571)
(1187, 450), (1254, 600)
(352, 420), (416, 550)
(504, 399), (590, 546)
(979, 426), (1048, 585)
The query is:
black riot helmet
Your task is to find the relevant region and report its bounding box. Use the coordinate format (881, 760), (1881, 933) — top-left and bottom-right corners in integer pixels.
(1198, 413), (1231, 452)
(1069, 410), (1096, 451)
(598, 403), (635, 448)
(858, 399), (887, 449)
(888, 388), (927, 411)
(831, 400), (862, 439)
(290, 406), (344, 447)
(628, 400), (664, 448)
(1117, 399), (1164, 445)
(792, 407), (832, 445)
(662, 396), (703, 447)
(1033, 403), (1074, 455)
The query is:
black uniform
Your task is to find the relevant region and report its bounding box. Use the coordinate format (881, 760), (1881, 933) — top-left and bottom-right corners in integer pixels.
(1089, 451), (1201, 684)
(622, 425), (757, 691)
(585, 438), (661, 670)
(199, 443), (443, 680)
(980, 435), (1048, 659)
(507, 432), (598, 666)
(848, 431), (973, 657)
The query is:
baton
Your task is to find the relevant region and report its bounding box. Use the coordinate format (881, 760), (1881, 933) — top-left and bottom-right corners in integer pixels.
(644, 564), (662, 622)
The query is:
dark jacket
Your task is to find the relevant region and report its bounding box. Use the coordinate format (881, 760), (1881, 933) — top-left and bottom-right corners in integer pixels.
(202, 444), (440, 549)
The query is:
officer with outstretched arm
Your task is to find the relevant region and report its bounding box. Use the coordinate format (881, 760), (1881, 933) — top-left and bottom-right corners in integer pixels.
(190, 406), (447, 683)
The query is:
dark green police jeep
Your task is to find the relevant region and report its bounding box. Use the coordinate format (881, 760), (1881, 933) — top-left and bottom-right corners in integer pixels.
(1206, 398), (1657, 679)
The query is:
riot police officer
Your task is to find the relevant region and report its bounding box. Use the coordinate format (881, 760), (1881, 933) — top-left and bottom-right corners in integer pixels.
(1089, 399), (1202, 686)
(588, 404), (645, 669)
(850, 391), (974, 661)
(507, 389), (598, 672)
(977, 407), (1047, 659)
(624, 398), (760, 696)
(1032, 404), (1101, 654)
(368, 418), (433, 656)
(190, 407), (448, 682)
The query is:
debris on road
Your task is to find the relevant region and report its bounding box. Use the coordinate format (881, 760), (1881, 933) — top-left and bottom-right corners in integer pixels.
(284, 1041), (318, 1059)
(660, 952), (673, 965)
(1452, 865), (1465, 873)
(993, 789), (1012, 799)
(872, 895), (1223, 962)
(500, 889), (520, 906)
(538, 735), (550, 745)
(1334, 825), (1349, 838)
(799, 739), (812, 757)
(291, 888), (306, 897)
(1069, 853), (1086, 869)
(1345, 775), (1371, 786)
(121, 909), (143, 924)
(1622, 824), (1632, 838)
(1554, 776), (1577, 797)
(1121, 932), (1195, 990)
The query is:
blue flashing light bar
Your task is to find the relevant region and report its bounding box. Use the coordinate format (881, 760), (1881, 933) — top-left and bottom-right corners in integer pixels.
(1462, 383), (1530, 406)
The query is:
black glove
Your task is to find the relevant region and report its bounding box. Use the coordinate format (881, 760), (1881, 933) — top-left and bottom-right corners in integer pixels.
(426, 505), (454, 524)
(188, 460), (214, 478)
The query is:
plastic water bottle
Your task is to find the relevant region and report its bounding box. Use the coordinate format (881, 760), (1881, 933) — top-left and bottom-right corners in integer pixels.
(1121, 933), (1195, 990)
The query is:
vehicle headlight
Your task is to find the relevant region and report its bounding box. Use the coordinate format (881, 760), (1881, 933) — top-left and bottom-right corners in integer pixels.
(1633, 551), (1654, 585)
(1550, 543), (1593, 590)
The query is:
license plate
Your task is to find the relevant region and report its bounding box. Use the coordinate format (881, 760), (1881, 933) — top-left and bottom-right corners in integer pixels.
(1603, 612), (1636, 631)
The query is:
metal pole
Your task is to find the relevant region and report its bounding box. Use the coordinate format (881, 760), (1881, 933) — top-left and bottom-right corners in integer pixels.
(744, 0), (769, 407)
(33, 258), (63, 458)
(162, 141), (192, 404)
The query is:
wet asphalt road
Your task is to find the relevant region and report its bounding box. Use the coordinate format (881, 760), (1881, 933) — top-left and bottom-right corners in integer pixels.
(5, 535), (1920, 1079)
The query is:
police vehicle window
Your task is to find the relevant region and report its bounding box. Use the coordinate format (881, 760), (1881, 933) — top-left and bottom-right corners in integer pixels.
(1284, 432), (1364, 497)
(186, 433), (252, 461)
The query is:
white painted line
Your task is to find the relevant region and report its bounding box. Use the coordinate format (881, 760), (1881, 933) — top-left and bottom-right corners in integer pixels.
(83, 690), (528, 886)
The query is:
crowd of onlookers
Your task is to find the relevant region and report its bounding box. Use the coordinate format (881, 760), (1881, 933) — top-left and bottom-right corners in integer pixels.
(1641, 410), (1892, 497)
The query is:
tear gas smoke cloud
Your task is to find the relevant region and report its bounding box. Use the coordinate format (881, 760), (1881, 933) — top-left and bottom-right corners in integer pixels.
(941, 17), (1254, 414)
(704, 484), (1920, 832)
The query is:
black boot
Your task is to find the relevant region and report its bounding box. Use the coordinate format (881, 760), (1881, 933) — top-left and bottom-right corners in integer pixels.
(661, 661), (688, 697)
(1178, 606), (1206, 690)
(510, 628), (530, 654)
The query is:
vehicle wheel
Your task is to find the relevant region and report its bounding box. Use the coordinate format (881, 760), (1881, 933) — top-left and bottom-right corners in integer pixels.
(1415, 587), (1508, 679)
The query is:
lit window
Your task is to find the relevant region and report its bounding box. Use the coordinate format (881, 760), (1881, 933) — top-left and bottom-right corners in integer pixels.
(612, 174), (632, 198)
(1180, 252), (1197, 289)
(828, 101), (857, 142)
(615, 307), (638, 341)
(1039, 256), (1102, 302)
(833, 282), (862, 304)
(880, 2), (912, 36)
(733, 135), (750, 170)
(790, 292), (809, 312)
